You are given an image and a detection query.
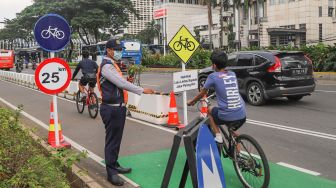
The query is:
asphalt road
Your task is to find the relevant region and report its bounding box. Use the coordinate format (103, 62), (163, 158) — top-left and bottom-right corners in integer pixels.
(2, 68), (336, 182)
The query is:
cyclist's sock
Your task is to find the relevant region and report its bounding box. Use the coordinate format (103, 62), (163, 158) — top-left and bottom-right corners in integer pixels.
(214, 133), (223, 143)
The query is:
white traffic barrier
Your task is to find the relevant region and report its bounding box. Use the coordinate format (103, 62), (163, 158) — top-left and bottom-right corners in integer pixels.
(23, 74), (28, 85)
(28, 75), (35, 88)
(128, 93), (170, 125)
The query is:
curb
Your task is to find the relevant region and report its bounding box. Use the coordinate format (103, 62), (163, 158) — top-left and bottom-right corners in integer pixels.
(314, 72), (336, 81)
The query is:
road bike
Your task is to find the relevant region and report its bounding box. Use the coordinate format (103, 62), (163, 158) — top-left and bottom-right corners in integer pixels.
(41, 26), (65, 39)
(197, 94), (270, 188)
(173, 36), (195, 51)
(75, 84), (99, 119)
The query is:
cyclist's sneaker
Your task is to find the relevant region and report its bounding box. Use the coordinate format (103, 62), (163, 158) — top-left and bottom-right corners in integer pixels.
(214, 133), (224, 144)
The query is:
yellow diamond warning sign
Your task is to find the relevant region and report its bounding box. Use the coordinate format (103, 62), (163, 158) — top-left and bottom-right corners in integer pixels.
(168, 25), (200, 64)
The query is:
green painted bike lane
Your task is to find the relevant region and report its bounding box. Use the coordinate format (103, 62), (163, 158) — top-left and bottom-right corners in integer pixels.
(116, 149), (336, 188)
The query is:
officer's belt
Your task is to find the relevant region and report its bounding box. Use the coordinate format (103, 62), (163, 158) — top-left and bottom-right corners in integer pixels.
(106, 103), (126, 107)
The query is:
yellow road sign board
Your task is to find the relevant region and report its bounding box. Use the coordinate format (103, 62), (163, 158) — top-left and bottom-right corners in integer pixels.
(168, 25), (200, 64)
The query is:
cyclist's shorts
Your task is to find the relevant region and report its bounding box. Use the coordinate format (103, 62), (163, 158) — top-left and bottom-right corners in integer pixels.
(211, 107), (246, 131)
(80, 75), (96, 88)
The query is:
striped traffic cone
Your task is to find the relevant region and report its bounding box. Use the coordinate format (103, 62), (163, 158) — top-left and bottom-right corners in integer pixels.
(48, 101), (71, 148)
(167, 92), (185, 129)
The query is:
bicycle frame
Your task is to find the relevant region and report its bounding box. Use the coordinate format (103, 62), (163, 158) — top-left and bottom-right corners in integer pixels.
(198, 94), (238, 159)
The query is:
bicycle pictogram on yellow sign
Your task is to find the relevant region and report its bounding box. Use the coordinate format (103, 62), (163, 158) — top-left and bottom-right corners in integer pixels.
(169, 25), (200, 64)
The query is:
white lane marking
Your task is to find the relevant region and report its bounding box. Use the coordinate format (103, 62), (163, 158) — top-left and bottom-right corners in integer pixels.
(247, 119), (336, 141)
(277, 162), (321, 176)
(315, 90), (336, 93)
(0, 96), (140, 188)
(141, 84), (160, 87)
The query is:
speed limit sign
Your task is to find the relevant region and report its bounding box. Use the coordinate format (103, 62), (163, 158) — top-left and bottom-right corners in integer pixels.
(35, 58), (71, 95)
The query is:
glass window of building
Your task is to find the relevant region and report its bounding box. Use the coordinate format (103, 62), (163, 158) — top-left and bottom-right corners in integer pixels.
(319, 24), (322, 42)
(319, 6), (322, 17)
(270, 35), (277, 46)
(328, 7), (334, 17)
(279, 0), (286, 4)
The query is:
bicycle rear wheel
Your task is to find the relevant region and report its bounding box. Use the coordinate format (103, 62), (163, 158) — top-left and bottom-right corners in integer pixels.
(88, 92), (99, 118)
(233, 134), (270, 188)
(76, 91), (85, 114)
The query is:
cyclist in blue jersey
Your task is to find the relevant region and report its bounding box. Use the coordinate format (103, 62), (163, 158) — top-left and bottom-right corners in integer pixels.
(188, 51), (246, 143)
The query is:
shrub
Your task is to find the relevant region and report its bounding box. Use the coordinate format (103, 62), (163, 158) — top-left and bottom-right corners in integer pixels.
(0, 106), (85, 187)
(142, 48), (213, 69)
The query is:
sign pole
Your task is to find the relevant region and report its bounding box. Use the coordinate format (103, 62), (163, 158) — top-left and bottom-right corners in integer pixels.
(182, 63), (188, 125)
(168, 25), (200, 126)
(50, 52), (60, 147)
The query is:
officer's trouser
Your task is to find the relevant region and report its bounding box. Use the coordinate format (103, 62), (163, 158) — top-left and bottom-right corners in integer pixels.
(100, 104), (127, 176)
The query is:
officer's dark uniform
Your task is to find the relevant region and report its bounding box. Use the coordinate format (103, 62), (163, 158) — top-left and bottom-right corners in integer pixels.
(98, 58), (126, 176)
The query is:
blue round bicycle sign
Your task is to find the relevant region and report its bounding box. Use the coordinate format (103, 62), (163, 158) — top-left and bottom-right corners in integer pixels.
(34, 14), (71, 52)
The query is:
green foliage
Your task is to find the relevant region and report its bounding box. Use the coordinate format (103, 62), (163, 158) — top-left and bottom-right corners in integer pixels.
(142, 48), (212, 69)
(228, 24), (236, 50)
(136, 21), (160, 44)
(68, 62), (79, 67)
(0, 106), (86, 187)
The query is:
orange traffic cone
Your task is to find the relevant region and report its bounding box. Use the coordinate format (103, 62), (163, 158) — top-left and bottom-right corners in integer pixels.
(48, 101), (71, 148)
(200, 95), (208, 118)
(167, 92), (185, 129)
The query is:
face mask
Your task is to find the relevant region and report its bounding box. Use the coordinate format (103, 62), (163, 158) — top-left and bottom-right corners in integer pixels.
(113, 51), (122, 60)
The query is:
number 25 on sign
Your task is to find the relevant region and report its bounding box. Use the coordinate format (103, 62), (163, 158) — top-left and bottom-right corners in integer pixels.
(35, 58), (71, 95)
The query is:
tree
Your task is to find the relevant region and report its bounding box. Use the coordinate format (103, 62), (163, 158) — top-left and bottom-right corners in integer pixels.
(136, 21), (160, 44)
(200, 0), (217, 50)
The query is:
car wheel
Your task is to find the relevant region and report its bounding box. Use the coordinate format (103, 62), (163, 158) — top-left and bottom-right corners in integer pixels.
(247, 82), (266, 106)
(287, 95), (304, 101)
(198, 77), (215, 96)
(198, 77), (207, 91)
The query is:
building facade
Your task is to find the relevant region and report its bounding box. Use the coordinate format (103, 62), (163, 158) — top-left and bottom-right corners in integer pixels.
(127, 0), (155, 35)
(234, 0), (336, 48)
(153, 0), (222, 48)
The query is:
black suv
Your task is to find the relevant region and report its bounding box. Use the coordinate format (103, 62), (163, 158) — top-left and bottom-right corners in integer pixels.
(198, 51), (316, 105)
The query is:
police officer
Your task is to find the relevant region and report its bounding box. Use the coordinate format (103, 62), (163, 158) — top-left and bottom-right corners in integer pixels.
(97, 39), (154, 186)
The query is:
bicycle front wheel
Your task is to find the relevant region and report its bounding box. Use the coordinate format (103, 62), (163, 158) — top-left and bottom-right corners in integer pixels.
(88, 92), (99, 118)
(233, 134), (270, 188)
(76, 91), (85, 114)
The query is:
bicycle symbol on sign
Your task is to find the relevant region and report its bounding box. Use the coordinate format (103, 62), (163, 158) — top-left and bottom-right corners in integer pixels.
(41, 26), (65, 40)
(173, 36), (196, 52)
